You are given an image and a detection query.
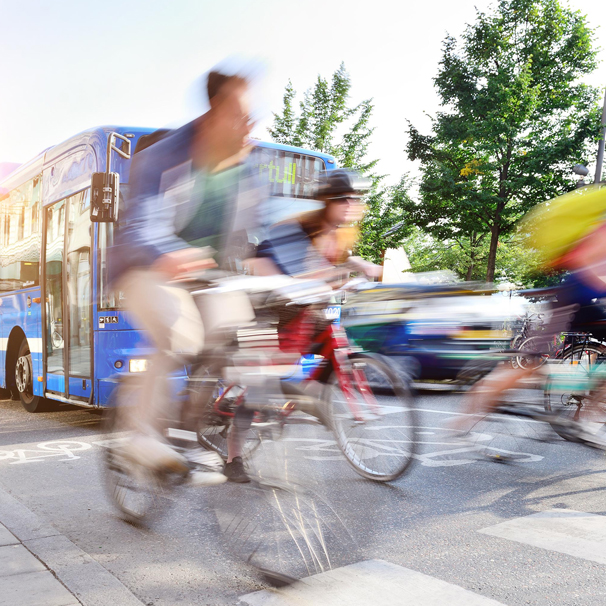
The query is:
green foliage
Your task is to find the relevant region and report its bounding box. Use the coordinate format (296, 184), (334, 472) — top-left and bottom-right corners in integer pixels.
(270, 63), (406, 259)
(356, 176), (414, 264)
(405, 0), (601, 282)
(402, 226), (563, 287)
(268, 80), (297, 145)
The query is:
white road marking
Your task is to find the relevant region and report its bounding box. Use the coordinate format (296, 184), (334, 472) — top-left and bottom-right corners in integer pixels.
(412, 408), (543, 424)
(239, 559), (506, 605)
(479, 509), (606, 564)
(0, 441), (91, 465)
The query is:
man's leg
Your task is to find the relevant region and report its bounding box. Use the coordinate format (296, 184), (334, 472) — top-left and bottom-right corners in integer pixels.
(450, 363), (538, 434)
(117, 270), (205, 468)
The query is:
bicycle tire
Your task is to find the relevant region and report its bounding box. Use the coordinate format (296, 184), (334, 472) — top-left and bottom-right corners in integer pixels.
(101, 380), (182, 524)
(544, 342), (606, 443)
(208, 477), (358, 584)
(190, 376), (261, 461)
(515, 336), (549, 370)
(325, 353), (417, 482)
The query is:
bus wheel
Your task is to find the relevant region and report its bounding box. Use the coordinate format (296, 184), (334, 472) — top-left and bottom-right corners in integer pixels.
(15, 340), (51, 413)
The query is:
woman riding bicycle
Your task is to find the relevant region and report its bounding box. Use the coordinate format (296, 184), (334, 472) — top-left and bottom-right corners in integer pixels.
(452, 184), (606, 437)
(224, 170), (382, 481)
(247, 169), (381, 282)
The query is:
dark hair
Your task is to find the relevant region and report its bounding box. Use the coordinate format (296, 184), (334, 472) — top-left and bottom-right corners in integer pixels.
(207, 71), (247, 102)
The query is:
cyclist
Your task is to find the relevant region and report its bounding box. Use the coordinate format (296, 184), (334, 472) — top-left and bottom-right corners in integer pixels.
(451, 187), (606, 438)
(108, 65), (263, 485)
(249, 169), (381, 281)
(222, 170), (382, 482)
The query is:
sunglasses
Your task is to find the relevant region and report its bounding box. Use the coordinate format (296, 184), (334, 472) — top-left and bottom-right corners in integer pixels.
(328, 195), (365, 204)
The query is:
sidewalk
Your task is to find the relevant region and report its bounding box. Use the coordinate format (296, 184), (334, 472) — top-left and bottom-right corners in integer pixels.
(0, 485), (144, 606)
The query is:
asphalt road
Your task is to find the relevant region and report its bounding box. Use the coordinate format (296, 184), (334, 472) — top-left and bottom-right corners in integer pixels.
(1, 390), (606, 606)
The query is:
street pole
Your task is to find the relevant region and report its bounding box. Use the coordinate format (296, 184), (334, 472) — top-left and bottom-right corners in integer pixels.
(595, 87), (606, 184)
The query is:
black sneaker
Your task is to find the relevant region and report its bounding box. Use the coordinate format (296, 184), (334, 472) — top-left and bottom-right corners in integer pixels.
(224, 457), (250, 483)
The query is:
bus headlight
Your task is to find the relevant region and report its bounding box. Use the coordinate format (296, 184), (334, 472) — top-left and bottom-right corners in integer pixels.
(129, 359), (148, 373)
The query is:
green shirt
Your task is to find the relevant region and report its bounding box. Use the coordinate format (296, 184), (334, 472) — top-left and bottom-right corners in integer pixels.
(176, 165), (243, 258)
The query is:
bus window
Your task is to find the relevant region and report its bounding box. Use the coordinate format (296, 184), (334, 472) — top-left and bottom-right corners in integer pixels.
(0, 176), (41, 291)
(45, 199), (66, 374)
(98, 186), (128, 309)
(66, 190), (91, 377)
(251, 147), (324, 200)
(249, 148), (325, 231)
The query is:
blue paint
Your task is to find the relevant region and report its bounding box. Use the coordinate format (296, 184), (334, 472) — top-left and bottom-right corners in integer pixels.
(1, 125), (338, 408)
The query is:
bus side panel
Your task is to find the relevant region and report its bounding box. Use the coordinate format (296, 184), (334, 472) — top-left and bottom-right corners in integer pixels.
(94, 327), (187, 407)
(0, 289), (43, 395)
(94, 327), (150, 406)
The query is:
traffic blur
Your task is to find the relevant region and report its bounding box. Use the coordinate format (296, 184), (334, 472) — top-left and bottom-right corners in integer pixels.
(341, 273), (528, 382)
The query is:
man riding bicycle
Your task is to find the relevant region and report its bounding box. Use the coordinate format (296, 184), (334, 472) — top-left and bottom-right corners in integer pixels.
(109, 65), (263, 485)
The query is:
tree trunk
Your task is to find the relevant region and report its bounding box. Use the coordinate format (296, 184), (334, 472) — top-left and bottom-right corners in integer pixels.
(466, 232), (477, 282)
(488, 147), (510, 283)
(486, 223), (500, 283)
(466, 264), (474, 282)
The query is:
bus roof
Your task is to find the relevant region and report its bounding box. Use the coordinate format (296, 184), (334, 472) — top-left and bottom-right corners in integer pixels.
(0, 125), (337, 192)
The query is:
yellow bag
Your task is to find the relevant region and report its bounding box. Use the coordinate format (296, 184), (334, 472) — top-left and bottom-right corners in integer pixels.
(520, 184), (606, 266)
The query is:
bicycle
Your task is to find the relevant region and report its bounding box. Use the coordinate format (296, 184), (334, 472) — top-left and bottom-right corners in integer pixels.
(192, 298), (417, 483)
(448, 346), (606, 465)
(102, 273), (416, 582)
(544, 331), (606, 443)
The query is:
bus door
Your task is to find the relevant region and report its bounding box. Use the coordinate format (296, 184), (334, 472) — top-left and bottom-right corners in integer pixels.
(43, 190), (92, 401)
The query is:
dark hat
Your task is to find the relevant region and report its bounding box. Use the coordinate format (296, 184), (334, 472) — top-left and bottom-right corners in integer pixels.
(316, 169), (372, 198)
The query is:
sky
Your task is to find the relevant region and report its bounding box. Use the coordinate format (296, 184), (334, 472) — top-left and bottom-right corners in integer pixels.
(1, 0), (605, 185)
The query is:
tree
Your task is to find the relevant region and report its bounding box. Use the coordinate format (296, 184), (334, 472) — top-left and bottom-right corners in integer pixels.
(269, 63), (356, 157)
(356, 176), (413, 265)
(405, 0), (601, 282)
(270, 64), (407, 259)
(268, 80), (297, 145)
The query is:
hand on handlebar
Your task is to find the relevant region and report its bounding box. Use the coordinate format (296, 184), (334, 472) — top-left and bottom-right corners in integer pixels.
(344, 256), (383, 279)
(153, 247), (217, 280)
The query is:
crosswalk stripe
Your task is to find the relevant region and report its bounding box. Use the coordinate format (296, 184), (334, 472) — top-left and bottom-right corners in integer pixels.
(479, 509), (606, 565)
(239, 559), (507, 605)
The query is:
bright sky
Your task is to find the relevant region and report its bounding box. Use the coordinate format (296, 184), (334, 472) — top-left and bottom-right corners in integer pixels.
(1, 0), (605, 185)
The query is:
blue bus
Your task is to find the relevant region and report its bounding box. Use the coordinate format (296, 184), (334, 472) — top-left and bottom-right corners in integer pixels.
(0, 126), (336, 412)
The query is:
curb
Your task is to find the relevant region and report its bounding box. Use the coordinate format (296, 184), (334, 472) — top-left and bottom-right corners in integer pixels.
(0, 486), (145, 606)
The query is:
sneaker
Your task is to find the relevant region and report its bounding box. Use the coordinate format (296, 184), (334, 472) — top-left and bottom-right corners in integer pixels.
(122, 434), (189, 474)
(188, 470), (228, 486)
(224, 457), (250, 483)
(185, 448), (228, 486)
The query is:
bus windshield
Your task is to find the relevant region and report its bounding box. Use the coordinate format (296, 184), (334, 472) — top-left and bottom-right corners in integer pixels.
(250, 146), (326, 229)
(250, 147), (325, 199)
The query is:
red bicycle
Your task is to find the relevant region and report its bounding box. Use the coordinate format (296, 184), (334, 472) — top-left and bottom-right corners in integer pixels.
(193, 283), (417, 483)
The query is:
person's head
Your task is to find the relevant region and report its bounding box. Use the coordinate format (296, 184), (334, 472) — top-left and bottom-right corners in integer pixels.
(203, 70), (253, 157)
(316, 170), (371, 228)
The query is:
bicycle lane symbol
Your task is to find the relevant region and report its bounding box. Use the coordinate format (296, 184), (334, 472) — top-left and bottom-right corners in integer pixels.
(0, 441), (92, 465)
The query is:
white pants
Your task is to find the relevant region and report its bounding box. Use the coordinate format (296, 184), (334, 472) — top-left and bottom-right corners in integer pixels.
(117, 269), (254, 436)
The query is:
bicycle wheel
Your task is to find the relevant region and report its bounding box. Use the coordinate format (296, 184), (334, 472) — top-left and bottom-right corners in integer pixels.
(325, 353), (416, 482)
(101, 381), (182, 523)
(544, 343), (606, 445)
(210, 478), (357, 585)
(207, 414), (358, 584)
(192, 379), (261, 461)
(515, 336), (549, 370)
(455, 356), (500, 389)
